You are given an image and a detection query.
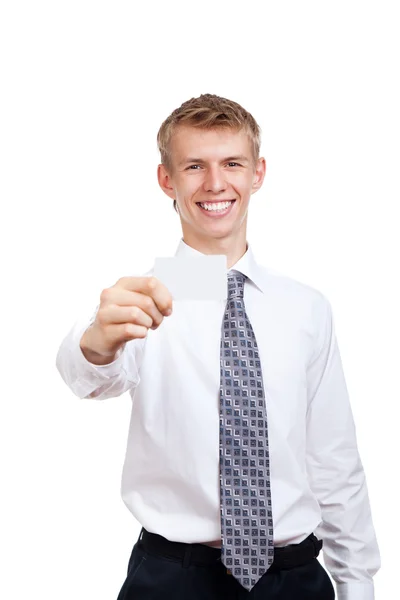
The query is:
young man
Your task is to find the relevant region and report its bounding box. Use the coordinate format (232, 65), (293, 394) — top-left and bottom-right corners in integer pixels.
(56, 94), (380, 599)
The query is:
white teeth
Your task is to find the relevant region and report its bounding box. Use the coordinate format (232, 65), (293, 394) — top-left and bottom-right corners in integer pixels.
(199, 201), (233, 211)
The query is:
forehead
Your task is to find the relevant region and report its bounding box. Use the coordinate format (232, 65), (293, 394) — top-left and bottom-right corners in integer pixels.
(170, 125), (252, 161)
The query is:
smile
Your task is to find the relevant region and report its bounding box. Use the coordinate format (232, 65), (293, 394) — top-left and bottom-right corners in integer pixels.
(196, 200), (236, 218)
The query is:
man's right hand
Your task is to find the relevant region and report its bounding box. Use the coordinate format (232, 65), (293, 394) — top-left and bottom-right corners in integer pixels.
(80, 276), (173, 364)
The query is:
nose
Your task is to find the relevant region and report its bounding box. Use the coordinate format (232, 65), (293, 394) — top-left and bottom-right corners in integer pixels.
(203, 166), (228, 194)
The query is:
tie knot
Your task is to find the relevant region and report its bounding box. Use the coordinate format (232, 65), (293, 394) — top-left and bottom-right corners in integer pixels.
(227, 270), (246, 299)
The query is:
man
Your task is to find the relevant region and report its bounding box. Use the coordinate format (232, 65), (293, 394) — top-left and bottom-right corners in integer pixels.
(56, 93), (380, 599)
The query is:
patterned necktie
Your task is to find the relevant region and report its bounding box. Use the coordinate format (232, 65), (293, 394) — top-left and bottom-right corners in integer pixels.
(219, 270), (274, 592)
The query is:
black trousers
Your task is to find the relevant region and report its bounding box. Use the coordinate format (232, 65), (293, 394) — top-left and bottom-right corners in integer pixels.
(116, 529), (335, 599)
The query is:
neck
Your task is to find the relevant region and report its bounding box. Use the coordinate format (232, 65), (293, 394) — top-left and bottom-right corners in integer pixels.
(182, 236), (248, 269)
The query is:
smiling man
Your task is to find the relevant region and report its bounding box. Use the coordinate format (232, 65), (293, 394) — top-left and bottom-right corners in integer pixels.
(56, 94), (380, 599)
(157, 122), (265, 269)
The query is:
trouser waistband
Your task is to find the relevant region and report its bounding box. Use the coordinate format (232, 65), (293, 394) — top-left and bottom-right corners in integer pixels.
(138, 527), (323, 572)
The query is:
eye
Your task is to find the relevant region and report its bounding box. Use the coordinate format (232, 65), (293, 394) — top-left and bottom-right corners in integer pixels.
(186, 162), (241, 170)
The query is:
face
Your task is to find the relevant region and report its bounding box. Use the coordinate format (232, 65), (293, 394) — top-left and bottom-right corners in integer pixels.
(157, 125), (266, 250)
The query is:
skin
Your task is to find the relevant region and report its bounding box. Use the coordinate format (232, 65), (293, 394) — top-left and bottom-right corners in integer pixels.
(80, 125), (267, 368)
(157, 125), (267, 269)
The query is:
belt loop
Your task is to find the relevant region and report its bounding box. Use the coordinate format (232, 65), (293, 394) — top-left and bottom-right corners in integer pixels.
(310, 533), (321, 557)
(182, 545), (192, 568)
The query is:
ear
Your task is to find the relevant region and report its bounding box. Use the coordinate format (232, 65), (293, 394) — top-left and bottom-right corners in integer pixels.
(157, 163), (176, 200)
(251, 157), (266, 194)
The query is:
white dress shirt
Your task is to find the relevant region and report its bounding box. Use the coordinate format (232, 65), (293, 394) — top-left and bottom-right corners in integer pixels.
(56, 238), (380, 600)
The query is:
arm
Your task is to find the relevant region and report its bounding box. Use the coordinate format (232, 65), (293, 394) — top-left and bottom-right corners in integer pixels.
(55, 305), (145, 400)
(305, 293), (381, 600)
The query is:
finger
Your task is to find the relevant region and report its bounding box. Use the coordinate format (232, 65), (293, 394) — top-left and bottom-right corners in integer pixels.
(117, 277), (173, 315)
(108, 322), (149, 342)
(102, 289), (165, 326)
(99, 305), (154, 329)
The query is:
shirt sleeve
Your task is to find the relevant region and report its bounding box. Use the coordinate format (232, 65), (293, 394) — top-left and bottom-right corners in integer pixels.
(55, 304), (145, 400)
(305, 293), (381, 600)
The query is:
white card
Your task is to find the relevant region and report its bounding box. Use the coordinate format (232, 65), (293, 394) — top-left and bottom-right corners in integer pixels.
(153, 255), (227, 301)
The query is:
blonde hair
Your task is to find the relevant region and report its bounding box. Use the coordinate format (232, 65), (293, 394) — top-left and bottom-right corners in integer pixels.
(157, 93), (262, 212)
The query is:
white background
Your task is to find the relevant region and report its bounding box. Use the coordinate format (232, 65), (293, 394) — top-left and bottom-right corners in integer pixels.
(1, 1), (398, 598)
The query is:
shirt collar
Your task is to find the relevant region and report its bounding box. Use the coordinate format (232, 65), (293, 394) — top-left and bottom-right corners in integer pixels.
(173, 237), (266, 295)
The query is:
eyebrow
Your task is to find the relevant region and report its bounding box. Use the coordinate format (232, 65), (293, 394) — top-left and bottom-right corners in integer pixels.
(178, 155), (250, 167)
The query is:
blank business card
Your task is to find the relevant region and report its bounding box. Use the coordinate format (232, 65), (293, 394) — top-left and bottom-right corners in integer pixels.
(153, 255), (227, 301)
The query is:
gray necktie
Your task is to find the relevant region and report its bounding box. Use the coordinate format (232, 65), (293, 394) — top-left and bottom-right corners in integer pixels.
(219, 270), (274, 592)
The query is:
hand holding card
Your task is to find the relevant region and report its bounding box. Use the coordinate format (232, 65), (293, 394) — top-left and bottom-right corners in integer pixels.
(80, 275), (174, 364)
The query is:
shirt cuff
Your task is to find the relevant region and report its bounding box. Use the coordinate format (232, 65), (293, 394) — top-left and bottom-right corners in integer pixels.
(70, 328), (129, 398)
(336, 581), (375, 600)
(78, 343), (125, 376)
